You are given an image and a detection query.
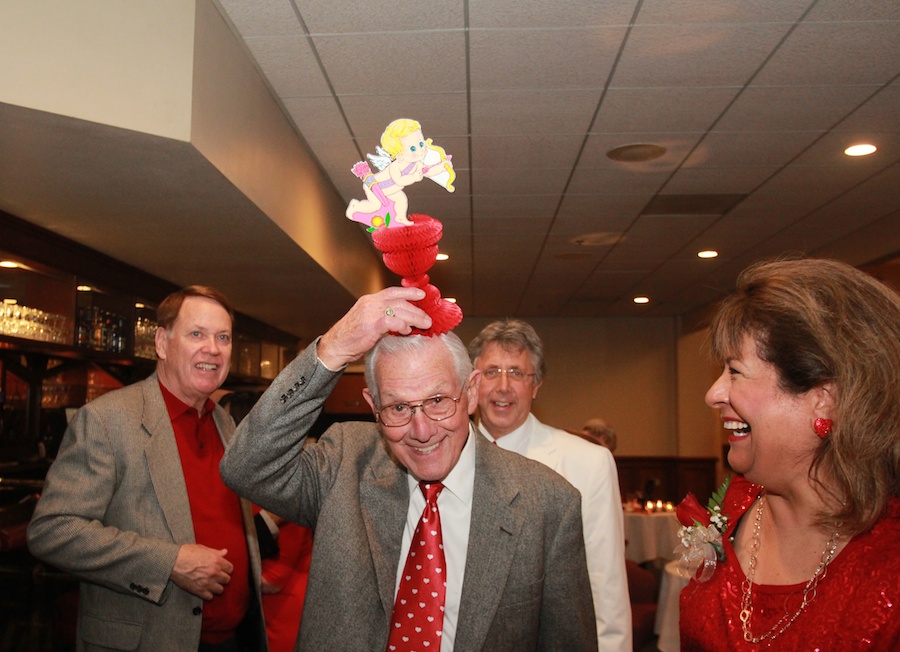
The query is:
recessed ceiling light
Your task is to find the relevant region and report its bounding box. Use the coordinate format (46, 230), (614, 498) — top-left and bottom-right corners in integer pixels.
(135, 302), (146, 309)
(436, 253), (449, 261)
(444, 297), (457, 304)
(3, 298), (17, 304)
(607, 143), (667, 162)
(633, 296), (650, 304)
(77, 285), (92, 292)
(697, 250), (718, 259)
(844, 144), (877, 157)
(0, 260), (19, 268)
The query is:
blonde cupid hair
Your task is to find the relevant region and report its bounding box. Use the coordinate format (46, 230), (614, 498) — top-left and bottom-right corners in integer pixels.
(380, 119), (422, 159)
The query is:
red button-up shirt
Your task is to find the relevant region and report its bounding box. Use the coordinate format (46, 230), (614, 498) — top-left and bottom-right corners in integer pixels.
(160, 382), (250, 644)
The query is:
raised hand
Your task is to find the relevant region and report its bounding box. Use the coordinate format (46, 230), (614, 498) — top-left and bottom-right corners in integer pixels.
(317, 287), (432, 370)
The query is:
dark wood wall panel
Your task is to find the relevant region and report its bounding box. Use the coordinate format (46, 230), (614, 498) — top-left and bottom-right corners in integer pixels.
(616, 456), (718, 504)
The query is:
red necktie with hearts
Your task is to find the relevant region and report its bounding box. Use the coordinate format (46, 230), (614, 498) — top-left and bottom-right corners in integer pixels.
(386, 481), (446, 651)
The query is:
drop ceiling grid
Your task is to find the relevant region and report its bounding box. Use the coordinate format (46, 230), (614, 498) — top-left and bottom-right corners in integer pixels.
(751, 20), (900, 86)
(608, 22), (797, 88)
(714, 86), (884, 133)
(591, 86), (741, 134)
(467, 26), (626, 91)
(208, 0), (900, 327)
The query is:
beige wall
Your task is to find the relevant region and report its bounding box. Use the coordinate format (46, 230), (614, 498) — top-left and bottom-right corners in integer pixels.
(457, 316), (722, 459)
(676, 326), (727, 478)
(0, 0), (388, 307)
(1, 0), (196, 140)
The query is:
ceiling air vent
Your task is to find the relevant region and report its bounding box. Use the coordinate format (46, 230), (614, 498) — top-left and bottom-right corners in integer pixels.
(570, 232), (624, 247)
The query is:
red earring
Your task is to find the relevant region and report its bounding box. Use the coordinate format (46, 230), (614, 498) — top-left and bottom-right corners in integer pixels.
(814, 418), (833, 439)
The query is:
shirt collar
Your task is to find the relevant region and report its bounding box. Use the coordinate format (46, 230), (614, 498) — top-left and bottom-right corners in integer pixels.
(477, 413), (535, 456)
(407, 422), (476, 509)
(159, 380), (215, 420)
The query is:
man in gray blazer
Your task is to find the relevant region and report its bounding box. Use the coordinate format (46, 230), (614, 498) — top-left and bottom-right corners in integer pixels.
(220, 286), (597, 652)
(28, 286), (266, 652)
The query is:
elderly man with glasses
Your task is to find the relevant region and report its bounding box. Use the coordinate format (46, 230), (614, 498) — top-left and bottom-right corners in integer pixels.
(469, 319), (631, 652)
(220, 287), (597, 652)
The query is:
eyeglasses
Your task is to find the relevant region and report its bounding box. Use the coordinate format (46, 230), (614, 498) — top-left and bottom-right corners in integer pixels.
(481, 367), (535, 383)
(376, 385), (467, 427)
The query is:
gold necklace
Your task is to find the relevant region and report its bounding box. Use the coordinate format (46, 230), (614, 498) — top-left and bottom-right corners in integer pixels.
(739, 495), (841, 644)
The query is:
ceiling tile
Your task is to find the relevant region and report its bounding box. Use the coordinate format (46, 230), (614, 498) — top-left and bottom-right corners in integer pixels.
(299, 0), (464, 32)
(470, 0), (637, 29)
(683, 131), (823, 167)
(243, 36), (332, 97)
(716, 85), (880, 132)
(217, 0), (302, 36)
(471, 134), (584, 170)
(613, 22), (795, 87)
(311, 31), (467, 95)
(470, 89), (602, 135)
(469, 27), (625, 91)
(339, 95), (470, 141)
(635, 0), (812, 24)
(474, 167), (571, 196)
(754, 21), (900, 86)
(594, 87), (740, 133)
(284, 96), (352, 139)
(807, 0), (900, 20)
(663, 166), (775, 194)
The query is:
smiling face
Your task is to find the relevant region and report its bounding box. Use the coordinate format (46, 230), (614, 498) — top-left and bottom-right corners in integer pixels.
(363, 337), (478, 482)
(473, 341), (541, 439)
(398, 129), (427, 163)
(705, 334), (824, 486)
(155, 296), (232, 411)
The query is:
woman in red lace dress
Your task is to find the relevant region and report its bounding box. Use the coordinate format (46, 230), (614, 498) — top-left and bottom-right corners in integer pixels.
(677, 258), (900, 650)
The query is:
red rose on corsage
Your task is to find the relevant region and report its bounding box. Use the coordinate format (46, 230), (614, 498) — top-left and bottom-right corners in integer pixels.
(674, 475), (753, 582)
(676, 491), (712, 530)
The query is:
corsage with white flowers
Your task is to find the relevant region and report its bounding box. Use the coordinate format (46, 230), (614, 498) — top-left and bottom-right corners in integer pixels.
(674, 475), (761, 582)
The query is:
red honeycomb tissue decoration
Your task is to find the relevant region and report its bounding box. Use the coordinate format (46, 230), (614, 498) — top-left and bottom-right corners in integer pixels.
(371, 214), (462, 336)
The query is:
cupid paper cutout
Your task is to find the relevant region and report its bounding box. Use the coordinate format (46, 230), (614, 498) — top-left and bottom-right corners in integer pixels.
(346, 119), (455, 231)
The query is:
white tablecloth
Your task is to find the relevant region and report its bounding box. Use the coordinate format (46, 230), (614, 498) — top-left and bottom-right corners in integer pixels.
(623, 511), (681, 564)
(654, 559), (690, 652)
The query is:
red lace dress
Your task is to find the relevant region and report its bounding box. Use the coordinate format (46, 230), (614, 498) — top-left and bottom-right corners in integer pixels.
(679, 479), (900, 651)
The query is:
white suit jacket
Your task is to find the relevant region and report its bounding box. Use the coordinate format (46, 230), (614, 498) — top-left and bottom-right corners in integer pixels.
(480, 413), (632, 652)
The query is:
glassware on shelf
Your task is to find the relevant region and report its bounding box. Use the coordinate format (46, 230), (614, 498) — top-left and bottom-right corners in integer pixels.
(134, 316), (158, 359)
(0, 301), (71, 344)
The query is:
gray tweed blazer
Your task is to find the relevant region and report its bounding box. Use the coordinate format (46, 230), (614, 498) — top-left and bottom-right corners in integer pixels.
(221, 341), (598, 652)
(27, 372), (266, 652)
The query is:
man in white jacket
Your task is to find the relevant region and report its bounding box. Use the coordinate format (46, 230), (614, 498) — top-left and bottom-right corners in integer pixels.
(469, 320), (632, 652)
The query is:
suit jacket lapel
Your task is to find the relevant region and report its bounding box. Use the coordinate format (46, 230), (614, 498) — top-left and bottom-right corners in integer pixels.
(142, 374), (195, 544)
(455, 434), (522, 651)
(360, 442), (410, 618)
(212, 407), (235, 444)
(522, 414), (560, 472)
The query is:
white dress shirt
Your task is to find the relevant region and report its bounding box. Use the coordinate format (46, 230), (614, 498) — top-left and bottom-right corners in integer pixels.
(396, 424), (476, 652)
(480, 413), (632, 652)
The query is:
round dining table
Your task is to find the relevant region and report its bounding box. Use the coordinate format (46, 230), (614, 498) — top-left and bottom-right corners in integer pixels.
(622, 510), (682, 564)
(654, 559), (690, 652)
